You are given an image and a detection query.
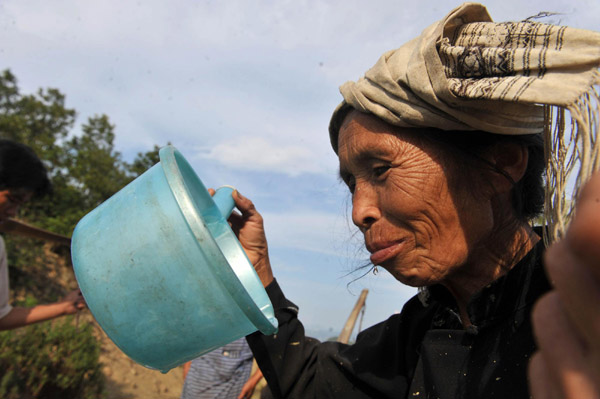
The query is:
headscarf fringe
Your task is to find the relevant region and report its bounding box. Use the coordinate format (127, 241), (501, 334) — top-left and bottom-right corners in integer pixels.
(543, 69), (600, 244)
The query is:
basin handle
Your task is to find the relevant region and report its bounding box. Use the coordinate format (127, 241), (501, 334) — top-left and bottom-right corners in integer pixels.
(213, 186), (236, 219)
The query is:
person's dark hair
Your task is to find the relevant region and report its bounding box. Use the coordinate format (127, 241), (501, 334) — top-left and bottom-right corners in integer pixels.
(0, 139), (52, 197)
(421, 129), (545, 221)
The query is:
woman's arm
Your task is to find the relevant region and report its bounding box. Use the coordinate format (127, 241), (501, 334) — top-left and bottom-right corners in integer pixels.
(0, 289), (85, 331)
(246, 279), (328, 398)
(530, 172), (600, 398)
(228, 190), (337, 397)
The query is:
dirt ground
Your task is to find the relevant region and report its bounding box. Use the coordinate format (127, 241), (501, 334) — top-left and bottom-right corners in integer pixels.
(95, 321), (184, 399)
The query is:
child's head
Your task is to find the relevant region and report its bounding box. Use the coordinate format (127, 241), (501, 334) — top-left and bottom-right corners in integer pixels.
(0, 139), (51, 198)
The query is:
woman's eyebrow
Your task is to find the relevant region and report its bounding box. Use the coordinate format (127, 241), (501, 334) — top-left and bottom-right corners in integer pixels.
(355, 146), (397, 165)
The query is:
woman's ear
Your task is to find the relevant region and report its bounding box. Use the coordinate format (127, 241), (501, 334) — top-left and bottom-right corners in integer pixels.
(489, 141), (529, 192)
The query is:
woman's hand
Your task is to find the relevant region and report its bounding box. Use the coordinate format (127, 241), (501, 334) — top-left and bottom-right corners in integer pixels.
(530, 172), (600, 399)
(213, 189), (273, 287)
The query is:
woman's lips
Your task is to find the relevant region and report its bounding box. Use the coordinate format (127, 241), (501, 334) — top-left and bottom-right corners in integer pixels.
(369, 241), (405, 265)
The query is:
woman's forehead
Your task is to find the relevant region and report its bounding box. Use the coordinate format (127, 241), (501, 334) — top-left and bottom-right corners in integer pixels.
(338, 111), (420, 157)
(340, 110), (394, 136)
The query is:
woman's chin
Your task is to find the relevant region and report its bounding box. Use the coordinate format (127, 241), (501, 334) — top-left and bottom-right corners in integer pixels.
(389, 271), (432, 287)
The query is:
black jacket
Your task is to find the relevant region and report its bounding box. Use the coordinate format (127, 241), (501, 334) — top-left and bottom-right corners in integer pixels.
(248, 242), (550, 398)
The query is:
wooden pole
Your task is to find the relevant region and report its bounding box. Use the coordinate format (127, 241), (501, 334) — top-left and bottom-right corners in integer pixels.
(337, 289), (368, 344)
(0, 218), (71, 247)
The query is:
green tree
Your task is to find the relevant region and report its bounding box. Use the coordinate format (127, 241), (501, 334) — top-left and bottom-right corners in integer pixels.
(128, 144), (163, 176)
(67, 115), (132, 205)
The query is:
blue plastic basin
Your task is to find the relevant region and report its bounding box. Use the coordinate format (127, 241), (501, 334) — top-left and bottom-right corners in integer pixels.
(71, 146), (277, 372)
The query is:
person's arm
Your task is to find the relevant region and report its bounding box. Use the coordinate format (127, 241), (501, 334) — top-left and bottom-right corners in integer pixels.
(530, 172), (600, 398)
(237, 366), (263, 399)
(182, 361), (191, 381)
(0, 289), (85, 331)
(244, 283), (312, 398)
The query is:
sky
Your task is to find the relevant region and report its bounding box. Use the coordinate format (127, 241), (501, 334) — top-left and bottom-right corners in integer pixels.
(2, 0), (598, 341)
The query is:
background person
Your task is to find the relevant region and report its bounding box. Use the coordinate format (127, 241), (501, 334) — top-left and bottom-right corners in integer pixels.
(182, 337), (264, 399)
(0, 139), (85, 330)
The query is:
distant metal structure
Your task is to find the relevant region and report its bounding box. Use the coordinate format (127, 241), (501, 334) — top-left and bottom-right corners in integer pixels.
(0, 218), (71, 247)
(337, 289), (368, 344)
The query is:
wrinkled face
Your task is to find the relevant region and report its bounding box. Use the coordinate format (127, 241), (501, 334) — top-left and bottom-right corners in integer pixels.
(338, 111), (494, 287)
(0, 188), (32, 222)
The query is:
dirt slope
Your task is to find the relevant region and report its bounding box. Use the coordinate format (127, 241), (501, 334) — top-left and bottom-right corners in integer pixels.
(96, 322), (184, 399)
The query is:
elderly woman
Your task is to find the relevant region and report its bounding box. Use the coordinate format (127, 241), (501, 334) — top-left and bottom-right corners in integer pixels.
(228, 3), (600, 398)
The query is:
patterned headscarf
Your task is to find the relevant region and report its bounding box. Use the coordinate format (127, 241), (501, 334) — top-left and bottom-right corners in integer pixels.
(329, 2), (600, 243)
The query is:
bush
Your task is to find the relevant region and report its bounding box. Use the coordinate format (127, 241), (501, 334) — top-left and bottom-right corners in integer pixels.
(0, 316), (105, 399)
(4, 236), (63, 303)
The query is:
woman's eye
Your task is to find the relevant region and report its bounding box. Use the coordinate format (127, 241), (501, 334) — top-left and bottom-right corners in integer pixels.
(373, 166), (390, 177)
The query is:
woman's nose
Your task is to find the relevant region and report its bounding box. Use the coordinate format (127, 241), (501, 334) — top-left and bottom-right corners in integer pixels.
(351, 183), (381, 230)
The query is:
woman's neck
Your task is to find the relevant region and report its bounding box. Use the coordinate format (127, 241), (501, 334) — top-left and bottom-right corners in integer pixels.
(444, 220), (540, 327)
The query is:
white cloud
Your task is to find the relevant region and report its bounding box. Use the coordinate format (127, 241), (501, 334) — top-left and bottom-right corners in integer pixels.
(195, 136), (334, 176)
